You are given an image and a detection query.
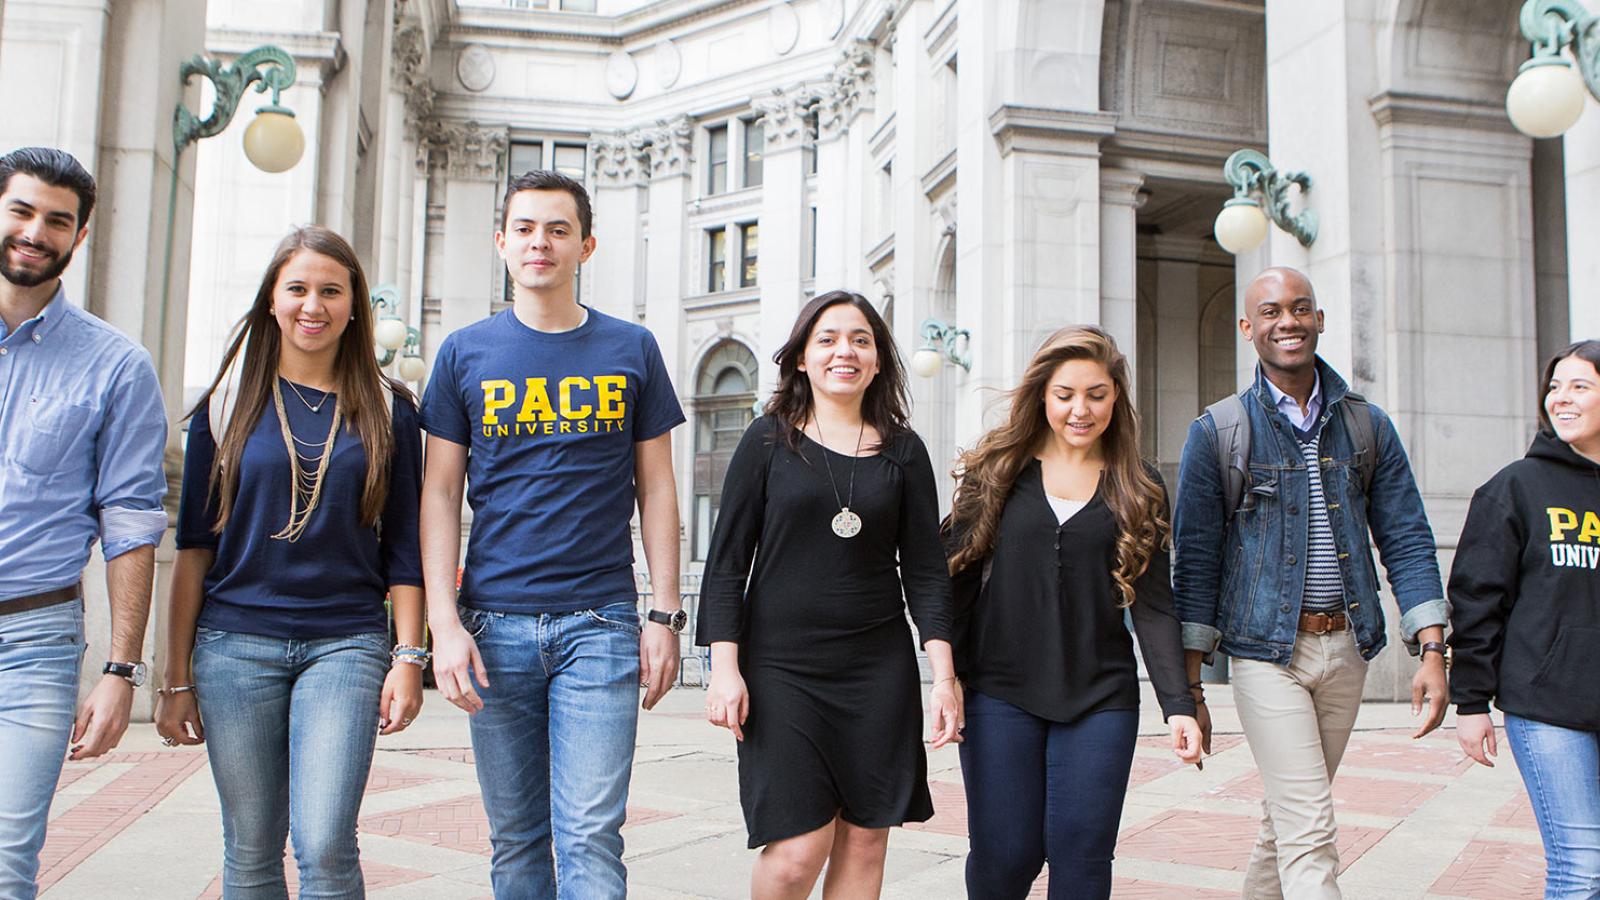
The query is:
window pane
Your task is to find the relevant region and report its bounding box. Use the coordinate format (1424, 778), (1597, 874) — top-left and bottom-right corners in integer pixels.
(509, 142), (543, 179)
(560, 0), (597, 10)
(708, 126), (728, 195)
(740, 223), (759, 288)
(708, 229), (726, 292)
(744, 121), (764, 187)
(553, 144), (585, 179)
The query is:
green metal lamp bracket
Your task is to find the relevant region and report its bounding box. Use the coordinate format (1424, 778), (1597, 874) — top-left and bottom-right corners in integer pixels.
(173, 45), (299, 157)
(1222, 149), (1317, 248)
(920, 318), (972, 372)
(370, 286), (420, 367)
(1520, 0), (1600, 100)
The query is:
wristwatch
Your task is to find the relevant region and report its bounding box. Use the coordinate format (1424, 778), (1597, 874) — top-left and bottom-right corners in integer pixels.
(646, 608), (689, 634)
(1420, 641), (1451, 669)
(104, 660), (148, 687)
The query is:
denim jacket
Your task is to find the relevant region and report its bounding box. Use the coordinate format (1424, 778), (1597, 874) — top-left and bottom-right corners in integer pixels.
(1171, 358), (1447, 664)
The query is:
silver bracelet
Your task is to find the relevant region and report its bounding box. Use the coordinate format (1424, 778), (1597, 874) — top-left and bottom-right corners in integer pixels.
(392, 655), (429, 668)
(157, 685), (195, 696)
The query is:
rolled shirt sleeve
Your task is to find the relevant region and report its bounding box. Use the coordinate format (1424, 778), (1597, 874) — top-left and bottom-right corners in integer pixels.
(95, 351), (170, 559)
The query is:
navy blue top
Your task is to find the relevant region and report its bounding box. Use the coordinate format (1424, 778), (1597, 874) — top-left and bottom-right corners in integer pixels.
(420, 307), (685, 614)
(176, 379), (425, 639)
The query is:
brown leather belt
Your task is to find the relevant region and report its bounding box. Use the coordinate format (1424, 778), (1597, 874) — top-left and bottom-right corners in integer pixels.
(1, 583), (82, 616)
(1298, 611), (1348, 634)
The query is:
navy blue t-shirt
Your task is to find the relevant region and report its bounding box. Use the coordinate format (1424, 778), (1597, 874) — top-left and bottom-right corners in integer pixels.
(176, 379), (425, 638)
(420, 307), (685, 613)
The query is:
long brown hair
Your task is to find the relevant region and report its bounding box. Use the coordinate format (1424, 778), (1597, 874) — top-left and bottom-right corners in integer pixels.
(945, 325), (1166, 607)
(1539, 339), (1600, 435)
(764, 290), (911, 449)
(189, 226), (414, 531)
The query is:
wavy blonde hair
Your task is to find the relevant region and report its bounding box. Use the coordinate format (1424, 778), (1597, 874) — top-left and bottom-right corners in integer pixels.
(944, 325), (1167, 607)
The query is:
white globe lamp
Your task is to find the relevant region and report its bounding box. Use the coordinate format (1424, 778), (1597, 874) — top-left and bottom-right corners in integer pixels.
(374, 316), (409, 351)
(1214, 198), (1270, 256)
(1506, 58), (1587, 138)
(398, 354), (428, 382)
(912, 347), (945, 379)
(242, 107), (305, 173)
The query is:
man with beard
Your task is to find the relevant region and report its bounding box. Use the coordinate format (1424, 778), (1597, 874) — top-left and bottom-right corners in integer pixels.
(1171, 267), (1449, 898)
(0, 147), (168, 899)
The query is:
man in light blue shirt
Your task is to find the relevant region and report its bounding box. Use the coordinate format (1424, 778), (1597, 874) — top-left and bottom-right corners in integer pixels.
(0, 147), (168, 899)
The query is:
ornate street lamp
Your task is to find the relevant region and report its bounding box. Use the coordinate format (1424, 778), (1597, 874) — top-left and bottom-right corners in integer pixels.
(1212, 149), (1317, 256)
(174, 45), (304, 171)
(1506, 0), (1600, 138)
(912, 318), (972, 378)
(370, 286), (426, 382)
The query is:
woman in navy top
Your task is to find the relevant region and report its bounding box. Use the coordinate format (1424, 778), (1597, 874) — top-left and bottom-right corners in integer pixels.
(154, 226), (425, 898)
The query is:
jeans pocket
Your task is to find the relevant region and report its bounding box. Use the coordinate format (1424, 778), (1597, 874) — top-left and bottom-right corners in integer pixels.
(193, 626), (229, 647)
(583, 603), (642, 635)
(458, 606), (490, 640)
(4, 602), (84, 647)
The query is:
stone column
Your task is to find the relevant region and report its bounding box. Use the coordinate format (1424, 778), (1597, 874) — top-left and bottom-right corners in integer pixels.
(587, 131), (648, 321)
(82, 0), (210, 716)
(1152, 237), (1204, 470)
(1100, 169), (1144, 393)
(754, 87), (812, 395)
(641, 115), (694, 562)
(813, 42), (874, 292)
(436, 121), (506, 338)
(1564, 104), (1600, 339)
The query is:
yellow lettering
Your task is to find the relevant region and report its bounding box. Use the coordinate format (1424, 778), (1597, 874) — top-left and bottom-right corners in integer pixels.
(1550, 507), (1579, 541)
(496, 424), (510, 437)
(559, 421), (572, 433)
(595, 375), (627, 420)
(517, 378), (555, 422)
(481, 379), (515, 425)
(1582, 511), (1600, 544)
(543, 421), (555, 435)
(559, 376), (593, 419)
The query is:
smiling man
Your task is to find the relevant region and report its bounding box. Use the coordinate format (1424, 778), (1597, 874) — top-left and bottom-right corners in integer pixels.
(0, 147), (168, 898)
(418, 169), (685, 899)
(1171, 267), (1449, 898)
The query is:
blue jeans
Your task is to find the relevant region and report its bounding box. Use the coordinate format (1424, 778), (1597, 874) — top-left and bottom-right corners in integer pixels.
(461, 599), (641, 900)
(193, 627), (389, 900)
(0, 599), (84, 900)
(1505, 714), (1600, 899)
(958, 690), (1139, 900)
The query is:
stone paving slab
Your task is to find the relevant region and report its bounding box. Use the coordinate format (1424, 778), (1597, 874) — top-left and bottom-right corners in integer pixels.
(34, 683), (1544, 898)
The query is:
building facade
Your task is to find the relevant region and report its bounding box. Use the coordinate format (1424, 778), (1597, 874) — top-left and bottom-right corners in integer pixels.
(1, 0), (1595, 704)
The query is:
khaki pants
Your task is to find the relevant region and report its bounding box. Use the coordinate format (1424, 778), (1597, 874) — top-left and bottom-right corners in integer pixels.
(1231, 630), (1368, 900)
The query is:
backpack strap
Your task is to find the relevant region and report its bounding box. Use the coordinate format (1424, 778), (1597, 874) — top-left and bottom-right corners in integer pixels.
(1337, 391), (1377, 500)
(1204, 392), (1252, 520)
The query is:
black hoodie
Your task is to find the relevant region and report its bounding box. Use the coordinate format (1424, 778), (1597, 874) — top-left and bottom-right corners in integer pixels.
(1448, 431), (1600, 731)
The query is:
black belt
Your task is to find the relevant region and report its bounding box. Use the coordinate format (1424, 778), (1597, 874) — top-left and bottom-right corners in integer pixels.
(1, 583), (82, 615)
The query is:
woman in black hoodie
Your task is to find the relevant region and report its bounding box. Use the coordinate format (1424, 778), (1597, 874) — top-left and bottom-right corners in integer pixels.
(1449, 339), (1600, 896)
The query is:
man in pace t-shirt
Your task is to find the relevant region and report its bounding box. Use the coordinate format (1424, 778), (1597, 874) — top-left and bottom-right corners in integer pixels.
(419, 169), (687, 900)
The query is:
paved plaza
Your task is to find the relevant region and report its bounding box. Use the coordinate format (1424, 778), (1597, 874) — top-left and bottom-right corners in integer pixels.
(37, 682), (1544, 899)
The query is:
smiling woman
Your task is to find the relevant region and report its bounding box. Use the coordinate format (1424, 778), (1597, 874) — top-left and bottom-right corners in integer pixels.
(1449, 339), (1600, 897)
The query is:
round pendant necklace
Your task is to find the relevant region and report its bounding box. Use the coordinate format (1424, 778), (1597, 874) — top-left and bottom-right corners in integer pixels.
(812, 415), (865, 539)
(284, 378), (330, 414)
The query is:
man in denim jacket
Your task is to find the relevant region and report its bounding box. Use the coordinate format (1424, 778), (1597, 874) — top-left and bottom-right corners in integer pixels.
(1172, 267), (1449, 899)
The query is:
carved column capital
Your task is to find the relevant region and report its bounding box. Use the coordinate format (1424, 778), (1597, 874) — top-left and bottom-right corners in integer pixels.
(753, 85), (817, 152)
(589, 132), (648, 187)
(392, 20), (437, 142)
(643, 115), (694, 178)
(818, 40), (875, 139)
(434, 121), (507, 182)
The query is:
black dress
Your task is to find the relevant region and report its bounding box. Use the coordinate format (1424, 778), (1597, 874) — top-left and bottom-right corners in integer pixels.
(696, 415), (954, 848)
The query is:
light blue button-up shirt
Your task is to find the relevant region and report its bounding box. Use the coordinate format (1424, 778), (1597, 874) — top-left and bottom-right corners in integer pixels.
(0, 287), (169, 602)
(1265, 371), (1323, 433)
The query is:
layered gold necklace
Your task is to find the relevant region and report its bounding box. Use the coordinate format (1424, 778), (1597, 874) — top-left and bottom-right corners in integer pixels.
(269, 378), (341, 542)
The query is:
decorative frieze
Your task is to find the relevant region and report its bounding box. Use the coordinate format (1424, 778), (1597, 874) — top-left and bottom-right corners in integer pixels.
(590, 132), (648, 187)
(753, 85), (818, 152)
(817, 41), (875, 139)
(392, 21), (436, 142)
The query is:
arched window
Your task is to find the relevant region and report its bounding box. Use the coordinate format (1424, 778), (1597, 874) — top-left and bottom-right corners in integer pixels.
(692, 341), (758, 560)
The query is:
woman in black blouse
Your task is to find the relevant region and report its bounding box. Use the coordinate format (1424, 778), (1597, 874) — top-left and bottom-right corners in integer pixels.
(696, 290), (961, 899)
(944, 325), (1201, 899)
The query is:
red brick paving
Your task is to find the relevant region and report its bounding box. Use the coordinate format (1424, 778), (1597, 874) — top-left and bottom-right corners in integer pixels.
(38, 751), (209, 891)
(1108, 878), (1238, 898)
(903, 780), (967, 837)
(366, 765), (442, 794)
(195, 857), (432, 898)
(1135, 733), (1247, 756)
(1206, 771), (1445, 817)
(1337, 735), (1475, 776)
(358, 794), (682, 857)
(1115, 810), (1387, 873)
(1492, 793), (1538, 830)
(1428, 840), (1544, 898)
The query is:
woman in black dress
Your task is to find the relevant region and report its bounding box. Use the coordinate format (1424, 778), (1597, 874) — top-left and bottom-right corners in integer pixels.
(944, 325), (1201, 899)
(696, 290), (961, 899)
